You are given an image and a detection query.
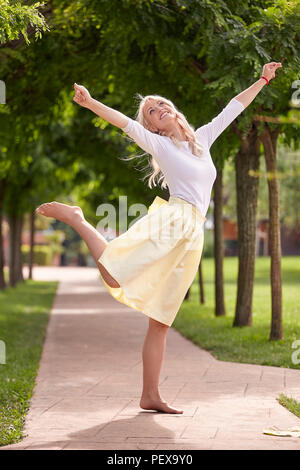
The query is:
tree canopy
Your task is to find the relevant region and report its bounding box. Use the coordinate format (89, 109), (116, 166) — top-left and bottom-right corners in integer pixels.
(0, 0), (299, 221)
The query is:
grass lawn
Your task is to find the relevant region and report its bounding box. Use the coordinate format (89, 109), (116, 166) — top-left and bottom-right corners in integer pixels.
(174, 256), (300, 370)
(0, 279), (58, 447)
(278, 394), (300, 419)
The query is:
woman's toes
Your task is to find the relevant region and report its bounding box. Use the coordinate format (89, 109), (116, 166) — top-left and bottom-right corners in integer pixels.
(36, 203), (52, 215)
(35, 201), (84, 224)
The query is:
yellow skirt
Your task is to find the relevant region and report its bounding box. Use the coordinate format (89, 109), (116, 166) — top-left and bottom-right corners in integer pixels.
(97, 195), (206, 326)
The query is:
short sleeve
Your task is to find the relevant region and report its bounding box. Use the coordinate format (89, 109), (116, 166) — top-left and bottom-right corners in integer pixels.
(121, 117), (165, 156)
(195, 98), (245, 149)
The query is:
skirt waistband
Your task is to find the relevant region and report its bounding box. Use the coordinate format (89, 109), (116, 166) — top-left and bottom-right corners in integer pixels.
(168, 196), (206, 222)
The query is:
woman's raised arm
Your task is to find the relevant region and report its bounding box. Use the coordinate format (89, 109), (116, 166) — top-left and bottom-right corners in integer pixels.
(73, 83), (129, 129)
(234, 62), (282, 108)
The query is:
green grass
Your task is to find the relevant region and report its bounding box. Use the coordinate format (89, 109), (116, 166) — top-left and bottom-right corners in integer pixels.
(0, 280), (58, 447)
(277, 394), (300, 419)
(174, 256), (300, 369)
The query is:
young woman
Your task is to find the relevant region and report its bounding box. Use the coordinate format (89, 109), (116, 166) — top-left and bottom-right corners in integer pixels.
(36, 61), (282, 414)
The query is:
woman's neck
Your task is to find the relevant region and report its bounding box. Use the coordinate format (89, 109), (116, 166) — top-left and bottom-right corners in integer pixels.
(168, 123), (187, 142)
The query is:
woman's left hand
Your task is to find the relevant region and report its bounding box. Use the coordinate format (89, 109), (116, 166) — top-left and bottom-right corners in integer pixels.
(262, 62), (282, 82)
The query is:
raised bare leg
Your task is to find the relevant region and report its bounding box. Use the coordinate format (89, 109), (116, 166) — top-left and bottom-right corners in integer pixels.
(35, 201), (120, 287)
(140, 318), (183, 414)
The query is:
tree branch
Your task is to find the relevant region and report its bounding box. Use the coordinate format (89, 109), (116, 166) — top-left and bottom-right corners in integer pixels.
(0, 5), (52, 51)
(254, 114), (300, 124)
(188, 58), (210, 84)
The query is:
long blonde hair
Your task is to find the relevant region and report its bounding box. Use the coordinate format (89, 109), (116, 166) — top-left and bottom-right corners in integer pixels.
(121, 93), (204, 190)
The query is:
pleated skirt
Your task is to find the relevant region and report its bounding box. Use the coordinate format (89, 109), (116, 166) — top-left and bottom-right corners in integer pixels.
(97, 195), (206, 326)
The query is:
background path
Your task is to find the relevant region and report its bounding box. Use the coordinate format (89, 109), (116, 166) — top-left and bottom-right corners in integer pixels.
(1, 267), (299, 450)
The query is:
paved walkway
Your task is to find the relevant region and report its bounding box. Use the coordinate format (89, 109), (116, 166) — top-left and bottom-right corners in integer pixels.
(1, 267), (299, 450)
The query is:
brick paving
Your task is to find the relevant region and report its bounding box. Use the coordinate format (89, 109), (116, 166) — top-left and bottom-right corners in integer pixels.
(1, 266), (299, 450)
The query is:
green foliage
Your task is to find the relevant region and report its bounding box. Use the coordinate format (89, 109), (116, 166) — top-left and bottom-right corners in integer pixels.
(0, 0), (299, 226)
(0, 0), (49, 44)
(21, 244), (56, 265)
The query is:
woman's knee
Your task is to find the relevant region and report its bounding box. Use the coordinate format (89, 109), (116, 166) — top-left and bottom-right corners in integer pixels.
(149, 318), (169, 332)
(98, 262), (121, 288)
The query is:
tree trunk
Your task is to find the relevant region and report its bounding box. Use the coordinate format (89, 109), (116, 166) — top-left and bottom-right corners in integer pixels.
(28, 211), (35, 280)
(198, 259), (205, 304)
(233, 126), (260, 327)
(260, 124), (282, 341)
(184, 288), (190, 300)
(0, 180), (6, 289)
(213, 167), (226, 316)
(8, 213), (24, 287)
(15, 215), (24, 283)
(8, 214), (17, 287)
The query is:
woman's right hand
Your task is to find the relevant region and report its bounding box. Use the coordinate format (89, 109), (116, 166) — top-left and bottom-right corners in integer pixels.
(73, 83), (92, 108)
(262, 62), (282, 82)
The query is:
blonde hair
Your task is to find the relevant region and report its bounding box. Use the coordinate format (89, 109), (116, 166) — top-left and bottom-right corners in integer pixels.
(121, 93), (204, 190)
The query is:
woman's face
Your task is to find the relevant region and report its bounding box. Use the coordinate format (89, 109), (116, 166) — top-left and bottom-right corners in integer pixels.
(143, 98), (176, 133)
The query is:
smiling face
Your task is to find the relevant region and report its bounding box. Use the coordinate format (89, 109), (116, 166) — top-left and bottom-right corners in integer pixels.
(143, 97), (177, 134)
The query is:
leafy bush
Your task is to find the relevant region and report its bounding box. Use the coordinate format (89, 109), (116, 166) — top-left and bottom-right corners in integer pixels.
(21, 245), (53, 266)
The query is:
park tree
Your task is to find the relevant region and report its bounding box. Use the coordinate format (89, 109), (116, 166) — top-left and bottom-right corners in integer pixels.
(254, 4), (300, 340)
(0, 0), (49, 287)
(232, 2), (299, 339)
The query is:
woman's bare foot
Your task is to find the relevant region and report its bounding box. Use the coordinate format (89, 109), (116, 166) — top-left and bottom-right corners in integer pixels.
(140, 396), (183, 414)
(35, 201), (84, 226)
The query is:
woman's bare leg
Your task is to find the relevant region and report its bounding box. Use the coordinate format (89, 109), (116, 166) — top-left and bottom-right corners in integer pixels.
(35, 201), (120, 287)
(36, 202), (183, 413)
(140, 318), (183, 414)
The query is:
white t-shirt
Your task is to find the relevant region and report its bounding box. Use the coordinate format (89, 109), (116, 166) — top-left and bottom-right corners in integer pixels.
(121, 97), (245, 217)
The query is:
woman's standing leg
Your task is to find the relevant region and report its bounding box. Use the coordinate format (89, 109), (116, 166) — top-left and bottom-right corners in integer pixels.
(36, 202), (183, 413)
(140, 318), (183, 414)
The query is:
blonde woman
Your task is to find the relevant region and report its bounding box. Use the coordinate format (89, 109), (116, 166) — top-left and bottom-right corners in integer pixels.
(36, 62), (282, 414)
